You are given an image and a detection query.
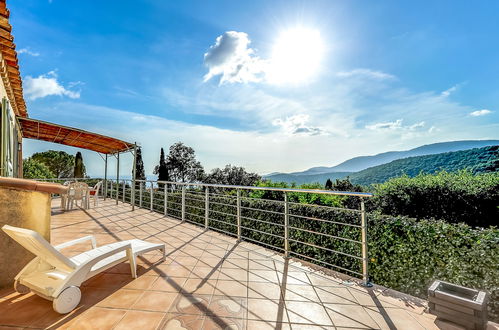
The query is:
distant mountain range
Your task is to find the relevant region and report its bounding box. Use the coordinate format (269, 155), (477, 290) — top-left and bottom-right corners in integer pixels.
(348, 145), (498, 186)
(264, 140), (499, 186)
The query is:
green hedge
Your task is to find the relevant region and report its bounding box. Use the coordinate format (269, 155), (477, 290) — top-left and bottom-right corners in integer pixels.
(106, 185), (499, 321)
(371, 171), (499, 227)
(368, 213), (498, 320)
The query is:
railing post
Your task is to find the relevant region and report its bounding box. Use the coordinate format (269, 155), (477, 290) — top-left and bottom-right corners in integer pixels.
(139, 182), (143, 208)
(361, 199), (372, 287)
(116, 152), (119, 205)
(181, 185), (186, 222)
(237, 189), (241, 241)
(164, 183), (168, 216)
(104, 154), (108, 200)
(122, 181), (125, 203)
(205, 186), (209, 229)
(131, 143), (137, 211)
(284, 192), (289, 257)
(150, 182), (153, 211)
(110, 180), (114, 201)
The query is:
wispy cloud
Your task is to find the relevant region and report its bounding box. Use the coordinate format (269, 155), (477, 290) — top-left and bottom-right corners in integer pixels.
(203, 31), (267, 84)
(18, 48), (40, 57)
(24, 71), (81, 100)
(336, 69), (396, 80)
(440, 84), (460, 97)
(366, 119), (425, 131)
(469, 109), (492, 117)
(272, 114), (326, 136)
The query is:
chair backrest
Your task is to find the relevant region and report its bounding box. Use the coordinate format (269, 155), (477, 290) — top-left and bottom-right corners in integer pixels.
(69, 182), (88, 200)
(2, 225), (76, 272)
(93, 181), (102, 195)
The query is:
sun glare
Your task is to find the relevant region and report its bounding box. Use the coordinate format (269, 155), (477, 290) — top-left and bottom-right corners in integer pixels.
(268, 27), (324, 85)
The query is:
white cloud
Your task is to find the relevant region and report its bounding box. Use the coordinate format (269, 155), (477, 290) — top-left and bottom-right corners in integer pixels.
(25, 100), (499, 177)
(18, 48), (40, 57)
(336, 69), (395, 80)
(203, 31), (267, 84)
(469, 109), (492, 117)
(441, 85), (458, 97)
(24, 71), (81, 100)
(272, 114), (326, 136)
(366, 119), (425, 131)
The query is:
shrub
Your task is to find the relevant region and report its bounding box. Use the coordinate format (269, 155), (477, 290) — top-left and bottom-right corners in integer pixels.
(371, 170), (499, 227)
(368, 213), (498, 320)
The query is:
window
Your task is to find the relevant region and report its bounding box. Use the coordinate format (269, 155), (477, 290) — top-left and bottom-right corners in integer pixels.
(0, 97), (20, 177)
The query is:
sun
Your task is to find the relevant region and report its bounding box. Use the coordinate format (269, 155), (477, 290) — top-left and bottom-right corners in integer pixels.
(267, 27), (325, 85)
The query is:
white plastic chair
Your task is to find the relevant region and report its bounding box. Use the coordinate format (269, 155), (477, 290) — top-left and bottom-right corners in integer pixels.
(66, 182), (89, 210)
(88, 181), (102, 207)
(2, 225), (165, 314)
(60, 181), (73, 209)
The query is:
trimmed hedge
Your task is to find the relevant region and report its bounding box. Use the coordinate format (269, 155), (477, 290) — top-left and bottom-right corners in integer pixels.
(371, 171), (499, 227)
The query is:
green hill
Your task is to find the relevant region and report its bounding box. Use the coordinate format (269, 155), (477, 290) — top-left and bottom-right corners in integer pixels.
(349, 145), (499, 186)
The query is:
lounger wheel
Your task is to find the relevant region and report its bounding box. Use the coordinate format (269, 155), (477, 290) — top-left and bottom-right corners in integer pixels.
(53, 286), (81, 314)
(14, 280), (30, 294)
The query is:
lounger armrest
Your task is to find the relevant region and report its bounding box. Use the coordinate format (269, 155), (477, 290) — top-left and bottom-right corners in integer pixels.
(55, 235), (97, 250)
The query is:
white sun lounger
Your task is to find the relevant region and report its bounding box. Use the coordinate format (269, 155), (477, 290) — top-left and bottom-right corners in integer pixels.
(2, 225), (166, 314)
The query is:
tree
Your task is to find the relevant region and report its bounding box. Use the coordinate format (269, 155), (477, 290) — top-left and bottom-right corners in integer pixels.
(73, 152), (86, 178)
(166, 142), (204, 182)
(153, 148), (169, 187)
(325, 178), (333, 190)
(22, 158), (55, 179)
(133, 147), (146, 183)
(331, 177), (364, 209)
(31, 150), (75, 178)
(204, 165), (261, 186)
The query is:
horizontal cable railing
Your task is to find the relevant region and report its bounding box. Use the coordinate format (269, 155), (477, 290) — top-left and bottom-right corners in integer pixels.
(37, 177), (373, 286)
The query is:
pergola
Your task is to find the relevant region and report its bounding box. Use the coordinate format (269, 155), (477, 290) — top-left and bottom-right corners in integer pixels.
(17, 117), (139, 208)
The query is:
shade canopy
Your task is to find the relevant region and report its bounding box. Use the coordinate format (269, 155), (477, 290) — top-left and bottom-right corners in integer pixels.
(18, 117), (134, 154)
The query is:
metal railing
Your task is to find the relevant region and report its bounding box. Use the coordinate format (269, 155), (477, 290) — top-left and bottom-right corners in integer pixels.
(104, 178), (373, 286)
(36, 177), (373, 285)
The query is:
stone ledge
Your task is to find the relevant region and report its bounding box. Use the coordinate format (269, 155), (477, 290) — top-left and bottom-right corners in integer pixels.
(0, 177), (67, 195)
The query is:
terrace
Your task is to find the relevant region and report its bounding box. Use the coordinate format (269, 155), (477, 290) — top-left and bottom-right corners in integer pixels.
(0, 186), (443, 329)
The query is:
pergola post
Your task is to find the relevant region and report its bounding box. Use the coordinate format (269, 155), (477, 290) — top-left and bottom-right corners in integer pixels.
(104, 154), (108, 200)
(116, 152), (120, 205)
(131, 143), (137, 211)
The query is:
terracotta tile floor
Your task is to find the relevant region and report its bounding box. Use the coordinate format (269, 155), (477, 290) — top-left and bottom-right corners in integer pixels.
(0, 198), (444, 329)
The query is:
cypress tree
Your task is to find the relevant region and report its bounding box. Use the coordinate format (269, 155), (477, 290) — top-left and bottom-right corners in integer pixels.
(155, 148), (169, 188)
(134, 147), (146, 188)
(74, 152), (85, 178)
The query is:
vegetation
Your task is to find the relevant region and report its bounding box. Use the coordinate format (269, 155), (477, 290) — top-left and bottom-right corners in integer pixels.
(153, 148), (169, 185)
(22, 158), (55, 179)
(165, 142), (204, 182)
(73, 152), (85, 178)
(349, 145), (498, 186)
(372, 170), (499, 228)
(265, 171), (351, 185)
(133, 147), (146, 182)
(30, 150), (78, 178)
(204, 165), (261, 186)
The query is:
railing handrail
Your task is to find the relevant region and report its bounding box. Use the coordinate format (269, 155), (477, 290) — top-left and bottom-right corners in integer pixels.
(37, 177), (372, 198)
(125, 179), (373, 198)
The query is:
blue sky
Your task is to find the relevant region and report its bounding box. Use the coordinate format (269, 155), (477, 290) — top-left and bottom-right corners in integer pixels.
(12, 0), (499, 176)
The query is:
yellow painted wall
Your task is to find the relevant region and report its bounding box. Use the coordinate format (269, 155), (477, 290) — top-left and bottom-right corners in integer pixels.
(0, 187), (52, 288)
